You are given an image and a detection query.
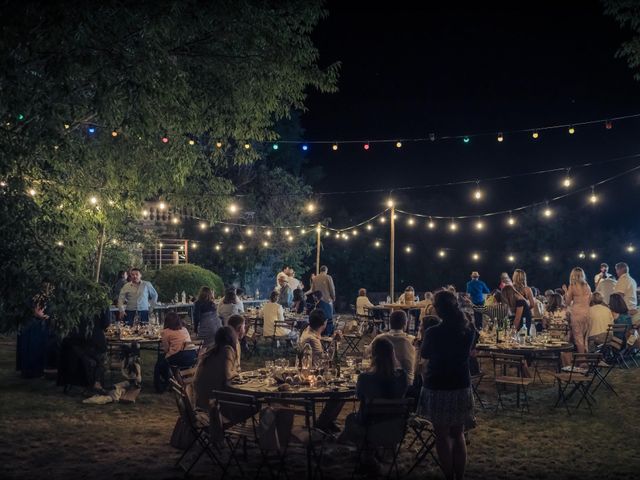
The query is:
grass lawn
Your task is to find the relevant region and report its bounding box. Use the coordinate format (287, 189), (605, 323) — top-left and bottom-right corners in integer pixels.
(1, 336), (639, 479)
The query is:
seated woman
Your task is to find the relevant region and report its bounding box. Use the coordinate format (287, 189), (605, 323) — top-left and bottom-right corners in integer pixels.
(398, 286), (417, 304)
(292, 288), (306, 314)
(193, 326), (238, 410)
(194, 286), (222, 346)
(262, 291), (296, 339)
(542, 293), (568, 329)
(339, 338), (408, 445)
(588, 292), (613, 351)
(218, 288), (243, 325)
(609, 293), (632, 341)
(154, 312), (198, 393)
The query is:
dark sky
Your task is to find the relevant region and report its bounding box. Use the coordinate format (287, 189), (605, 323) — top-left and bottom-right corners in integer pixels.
(301, 1), (640, 221)
(294, 1), (640, 290)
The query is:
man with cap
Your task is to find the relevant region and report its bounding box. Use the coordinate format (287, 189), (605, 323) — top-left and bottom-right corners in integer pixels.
(466, 271), (490, 329)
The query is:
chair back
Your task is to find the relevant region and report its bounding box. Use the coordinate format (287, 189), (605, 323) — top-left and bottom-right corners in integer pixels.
(492, 353), (527, 378)
(212, 389), (260, 425)
(361, 398), (412, 447)
(547, 324), (570, 339)
(273, 320), (290, 338)
(567, 353), (601, 379)
(173, 366), (197, 387)
(169, 378), (199, 430)
(605, 324), (629, 351)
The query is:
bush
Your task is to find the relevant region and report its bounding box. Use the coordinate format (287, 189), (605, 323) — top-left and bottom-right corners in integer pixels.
(148, 264), (224, 302)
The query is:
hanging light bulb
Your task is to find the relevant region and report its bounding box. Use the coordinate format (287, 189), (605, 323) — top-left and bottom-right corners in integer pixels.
(568, 126), (575, 135)
(626, 245), (635, 253)
(56, 240), (64, 247)
(215, 244), (221, 251)
(387, 199), (394, 208)
(263, 241), (270, 247)
(507, 254), (515, 263)
(191, 242), (198, 249)
(363, 142), (370, 150)
(216, 141), (223, 148)
(199, 221), (207, 230)
(589, 252), (597, 259)
(497, 132), (504, 142)
(532, 131), (539, 139)
(374, 240), (381, 248)
(332, 143), (338, 151)
(589, 187), (598, 204)
(472, 252), (480, 261)
(228, 203), (239, 214)
(224, 226), (231, 233)
(543, 254), (551, 263)
(306, 202), (316, 213)
(246, 228), (253, 236)
(142, 209), (149, 217)
(272, 143), (279, 150)
(449, 220), (458, 231)
(335, 232), (341, 239)
(325, 230), (331, 237)
(158, 242), (164, 248)
(111, 130), (118, 137)
(161, 135), (169, 143)
(171, 217), (179, 224)
(578, 252), (586, 259)
(238, 244), (245, 251)
(405, 246), (412, 253)
(90, 196), (98, 205)
(463, 136), (470, 144)
(438, 249), (446, 258)
(301, 228), (307, 234)
(396, 141), (402, 148)
(366, 224), (373, 231)
(427, 219), (436, 229)
(316, 225), (322, 233)
(352, 229), (358, 236)
(342, 233), (349, 241)
(507, 215), (516, 226)
(543, 206), (553, 218)
(28, 188), (36, 196)
(379, 216), (386, 223)
(302, 144), (309, 151)
(188, 139), (196, 145)
(605, 120), (613, 130)
(475, 220), (484, 230)
(64, 123), (70, 129)
(265, 229), (272, 237)
(563, 173), (572, 188)
(243, 143), (251, 149)
(88, 126), (96, 134)
(158, 202), (166, 210)
(284, 230), (290, 236)
(407, 218), (415, 226)
(473, 182), (482, 200)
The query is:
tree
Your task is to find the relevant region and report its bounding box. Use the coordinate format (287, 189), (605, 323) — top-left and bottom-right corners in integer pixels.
(604, 0), (640, 80)
(0, 0), (338, 331)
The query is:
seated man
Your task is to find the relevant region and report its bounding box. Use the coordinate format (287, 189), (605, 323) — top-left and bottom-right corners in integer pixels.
(365, 310), (416, 385)
(356, 288), (375, 316)
(313, 290), (334, 336)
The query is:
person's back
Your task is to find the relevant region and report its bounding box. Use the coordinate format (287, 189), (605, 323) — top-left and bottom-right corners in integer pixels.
(372, 331), (416, 384)
(356, 294), (374, 315)
(596, 277), (616, 304)
(218, 302), (241, 325)
(589, 304), (612, 337)
(357, 370), (407, 404)
(312, 270), (335, 303)
(194, 345), (237, 410)
(422, 323), (474, 390)
(194, 299), (221, 344)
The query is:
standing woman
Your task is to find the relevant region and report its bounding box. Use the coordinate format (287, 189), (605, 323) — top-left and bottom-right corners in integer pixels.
(501, 284), (533, 333)
(419, 290), (475, 480)
(564, 267), (592, 354)
(512, 269), (541, 317)
(194, 286), (221, 346)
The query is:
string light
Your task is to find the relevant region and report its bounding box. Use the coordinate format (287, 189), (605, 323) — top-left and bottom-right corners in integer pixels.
(449, 220), (458, 231)
(471, 252), (480, 261)
(475, 220), (484, 230)
(142, 209), (149, 217)
(507, 215), (516, 226)
(463, 137), (470, 144)
(214, 244), (221, 251)
(543, 205), (553, 218)
(438, 249), (446, 258)
(374, 240), (381, 248)
(589, 187), (598, 204)
(379, 216), (386, 223)
(28, 188), (36, 196)
(387, 199), (394, 208)
(171, 217), (179, 224)
(507, 254), (515, 263)
(56, 241), (64, 247)
(532, 131), (539, 139)
(578, 252), (586, 259)
(265, 230), (272, 237)
(272, 143), (279, 150)
(363, 142), (370, 150)
(238, 244), (245, 251)
(284, 230), (290, 236)
(427, 219), (436, 229)
(224, 227), (231, 234)
(161, 135), (169, 143)
(111, 130), (118, 137)
(352, 229), (358, 236)
(188, 139), (195, 145)
(407, 218), (415, 226)
(306, 203), (316, 213)
(497, 132), (504, 142)
(335, 232), (341, 239)
(325, 230), (331, 237)
(342, 234), (349, 241)
(216, 141), (223, 148)
(158, 202), (166, 210)
(316, 225), (322, 233)
(199, 221), (207, 230)
(64, 124), (70, 129)
(88, 127), (96, 134)
(262, 241), (270, 247)
(568, 126), (575, 135)
(405, 246), (412, 253)
(246, 228), (253, 236)
(473, 182), (482, 200)
(0, 181), (6, 187)
(543, 254), (551, 263)
(191, 242), (198, 250)
(332, 143), (338, 151)
(302, 144), (309, 151)
(288, 235), (295, 242)
(366, 224), (373, 231)
(396, 141), (402, 148)
(90, 196), (98, 205)
(243, 143), (251, 150)
(301, 228), (307, 234)
(158, 242), (164, 248)
(590, 252), (597, 259)
(228, 203), (239, 214)
(626, 245), (635, 253)
(605, 120), (613, 130)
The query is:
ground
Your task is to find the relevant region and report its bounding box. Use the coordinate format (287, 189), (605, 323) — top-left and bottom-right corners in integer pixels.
(1, 336), (639, 479)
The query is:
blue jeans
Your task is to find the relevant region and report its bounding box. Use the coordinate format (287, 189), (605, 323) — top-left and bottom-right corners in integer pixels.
(124, 310), (149, 326)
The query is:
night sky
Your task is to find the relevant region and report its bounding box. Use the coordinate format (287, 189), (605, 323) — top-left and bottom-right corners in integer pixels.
(292, 1), (640, 292)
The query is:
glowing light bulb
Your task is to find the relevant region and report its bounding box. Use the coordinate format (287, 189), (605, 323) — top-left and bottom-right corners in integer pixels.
(108, 200), (114, 206)
(626, 245), (635, 253)
(568, 126), (575, 135)
(507, 216), (516, 226)
(244, 143), (251, 149)
(111, 130), (118, 137)
(238, 244), (244, 251)
(0, 181), (6, 187)
(306, 203), (316, 213)
(265, 230), (272, 237)
(216, 141), (223, 148)
(366, 224), (373, 231)
(589, 189), (598, 204)
(171, 217), (179, 224)
(507, 255), (515, 263)
(396, 141), (402, 148)
(191, 243), (198, 250)
(246, 228), (253, 236)
(159, 242), (164, 248)
(563, 177), (572, 188)
(543, 255), (551, 263)
(342, 234), (349, 241)
(188, 139), (195, 145)
(88, 127), (96, 134)
(380, 216), (386, 223)
(407, 218), (415, 226)
(363, 143), (370, 150)
(300, 228), (306, 234)
(427, 220), (436, 229)
(64, 124), (70, 129)
(288, 236), (294, 242)
(405, 246), (412, 253)
(449, 221), (458, 231)
(142, 209), (149, 216)
(590, 252), (597, 259)
(161, 136), (169, 143)
(56, 241), (64, 247)
(463, 137), (470, 144)
(228, 203), (238, 214)
(472, 253), (479, 261)
(532, 131), (539, 139)
(325, 231), (331, 237)
(335, 232), (341, 239)
(497, 132), (504, 142)
(199, 222), (207, 230)
(387, 199), (394, 208)
(215, 245), (221, 251)
(578, 252), (586, 259)
(605, 121), (613, 130)
(284, 230), (290, 236)
(90, 196), (98, 205)
(374, 241), (381, 248)
(28, 188), (36, 196)
(224, 227), (230, 233)
(474, 189), (482, 200)
(302, 144), (308, 151)
(543, 208), (552, 218)
(272, 143), (279, 150)
(332, 143), (338, 151)
(438, 250), (446, 257)
(475, 221), (484, 230)
(262, 241), (269, 247)
(352, 229), (358, 236)
(158, 202), (165, 210)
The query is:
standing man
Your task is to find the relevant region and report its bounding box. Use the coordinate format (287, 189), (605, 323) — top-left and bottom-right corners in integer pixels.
(117, 268), (158, 325)
(277, 273), (293, 308)
(594, 263), (612, 288)
(613, 262), (638, 319)
(466, 271), (490, 329)
(311, 265), (336, 308)
(287, 269), (303, 292)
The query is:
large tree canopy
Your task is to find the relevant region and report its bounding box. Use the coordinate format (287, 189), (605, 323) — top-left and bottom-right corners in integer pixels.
(0, 0), (338, 331)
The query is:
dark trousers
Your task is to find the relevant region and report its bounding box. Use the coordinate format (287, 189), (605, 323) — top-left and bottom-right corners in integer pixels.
(154, 350), (197, 393)
(472, 303), (484, 330)
(124, 310), (149, 326)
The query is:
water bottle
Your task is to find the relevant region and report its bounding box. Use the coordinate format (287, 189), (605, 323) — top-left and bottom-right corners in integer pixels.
(255, 288), (260, 299)
(386, 295), (391, 304)
(181, 291), (186, 304)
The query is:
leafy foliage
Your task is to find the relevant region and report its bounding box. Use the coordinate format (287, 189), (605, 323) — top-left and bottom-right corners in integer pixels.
(147, 264), (224, 302)
(604, 0), (640, 80)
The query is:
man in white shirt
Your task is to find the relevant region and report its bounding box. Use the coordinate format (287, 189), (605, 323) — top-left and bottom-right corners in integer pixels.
(614, 262), (638, 314)
(596, 276), (617, 305)
(365, 310), (416, 384)
(594, 263), (612, 288)
(356, 288), (375, 315)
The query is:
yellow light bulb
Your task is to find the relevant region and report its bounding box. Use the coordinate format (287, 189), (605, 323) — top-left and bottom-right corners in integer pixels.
(191, 243), (197, 249)
(507, 217), (515, 226)
(246, 228), (253, 236)
(366, 224), (372, 231)
(28, 188), (36, 196)
(497, 133), (504, 142)
(158, 202), (165, 210)
(532, 131), (539, 139)
(387, 199), (394, 208)
(306, 203), (316, 212)
(216, 141), (223, 148)
(449, 222), (457, 231)
(244, 143), (251, 149)
(472, 253), (479, 261)
(111, 130), (118, 137)
(568, 127), (575, 135)
(238, 244), (244, 251)
(474, 190), (482, 200)
(301, 228), (306, 234)
(438, 250), (446, 257)
(475, 221), (484, 230)
(142, 209), (149, 216)
(199, 222), (207, 230)
(228, 203), (238, 214)
(288, 236), (294, 242)
(64, 124), (70, 129)
(188, 139), (195, 145)
(626, 245), (635, 253)
(380, 216), (386, 223)
(56, 241), (64, 247)
(159, 242), (164, 248)
(265, 230), (272, 237)
(352, 229), (358, 236)
(396, 141), (402, 148)
(215, 245), (221, 251)
(508, 255), (515, 262)
(332, 144), (338, 151)
(90, 196), (98, 205)
(325, 231), (330, 237)
(544, 208), (552, 217)
(172, 217), (179, 224)
(262, 241), (269, 247)
(428, 221), (435, 229)
(543, 255), (551, 262)
(407, 218), (415, 226)
(589, 193), (598, 204)
(224, 227), (230, 233)
(405, 246), (412, 253)
(374, 241), (381, 247)
(563, 177), (572, 188)
(284, 230), (290, 236)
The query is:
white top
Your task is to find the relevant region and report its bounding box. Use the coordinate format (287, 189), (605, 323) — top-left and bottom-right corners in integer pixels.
(262, 302), (290, 337)
(356, 296), (375, 315)
(366, 330), (416, 384)
(275, 272), (301, 292)
(594, 272), (612, 287)
(614, 273), (638, 310)
(596, 277), (617, 305)
(589, 304), (613, 338)
(397, 293), (419, 304)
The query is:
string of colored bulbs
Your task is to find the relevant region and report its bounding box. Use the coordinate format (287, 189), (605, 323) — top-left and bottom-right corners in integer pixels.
(11, 111), (639, 151)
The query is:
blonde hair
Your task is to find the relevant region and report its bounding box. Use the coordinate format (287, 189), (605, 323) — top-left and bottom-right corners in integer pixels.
(501, 284), (524, 311)
(512, 269), (528, 293)
(569, 267), (587, 286)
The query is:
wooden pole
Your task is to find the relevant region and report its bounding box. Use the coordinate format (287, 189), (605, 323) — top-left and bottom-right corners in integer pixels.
(316, 222), (321, 275)
(95, 223), (106, 283)
(390, 205), (395, 302)
(159, 243), (163, 270)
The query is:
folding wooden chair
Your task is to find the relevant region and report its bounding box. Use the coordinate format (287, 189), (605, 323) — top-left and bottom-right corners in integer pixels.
(470, 373), (486, 409)
(491, 353), (533, 414)
(599, 324), (631, 368)
(405, 414), (439, 476)
(553, 353), (601, 415)
(342, 320), (367, 356)
(169, 378), (223, 475)
(352, 398), (412, 479)
(261, 397), (330, 480)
